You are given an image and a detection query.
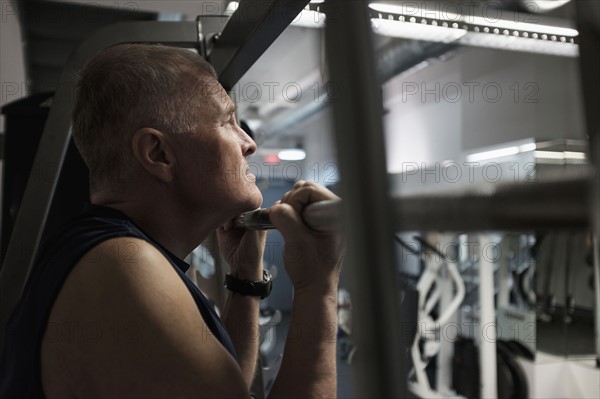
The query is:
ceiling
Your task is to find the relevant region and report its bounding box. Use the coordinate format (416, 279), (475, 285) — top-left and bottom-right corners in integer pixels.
(18, 0), (582, 175)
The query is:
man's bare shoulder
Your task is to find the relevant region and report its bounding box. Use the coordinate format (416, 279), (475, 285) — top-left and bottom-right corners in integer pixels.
(41, 237), (247, 399)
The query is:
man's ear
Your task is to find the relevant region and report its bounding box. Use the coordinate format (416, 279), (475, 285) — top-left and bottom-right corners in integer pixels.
(131, 128), (175, 183)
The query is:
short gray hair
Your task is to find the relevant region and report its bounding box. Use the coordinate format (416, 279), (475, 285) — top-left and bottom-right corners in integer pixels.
(72, 43), (218, 191)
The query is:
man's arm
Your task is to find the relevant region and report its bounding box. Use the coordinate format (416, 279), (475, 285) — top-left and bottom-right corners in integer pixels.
(41, 237), (250, 399)
(267, 181), (344, 398)
(217, 228), (266, 387)
(220, 279), (261, 387)
(268, 285), (339, 398)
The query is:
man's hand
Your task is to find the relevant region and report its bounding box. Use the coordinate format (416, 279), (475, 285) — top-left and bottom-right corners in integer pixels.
(217, 222), (267, 281)
(268, 181), (344, 294)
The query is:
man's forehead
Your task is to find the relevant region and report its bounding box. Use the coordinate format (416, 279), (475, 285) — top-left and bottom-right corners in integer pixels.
(199, 78), (234, 112)
(215, 92), (236, 114)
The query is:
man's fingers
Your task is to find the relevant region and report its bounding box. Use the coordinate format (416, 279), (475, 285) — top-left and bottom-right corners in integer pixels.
(281, 180), (312, 203)
(269, 203), (311, 240)
(282, 182), (339, 216)
(293, 180), (307, 189)
(274, 182), (340, 232)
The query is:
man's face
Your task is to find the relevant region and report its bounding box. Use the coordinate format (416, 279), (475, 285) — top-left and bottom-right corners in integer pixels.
(171, 79), (263, 218)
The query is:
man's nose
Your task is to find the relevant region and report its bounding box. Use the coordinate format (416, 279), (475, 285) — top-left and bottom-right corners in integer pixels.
(239, 125), (256, 156)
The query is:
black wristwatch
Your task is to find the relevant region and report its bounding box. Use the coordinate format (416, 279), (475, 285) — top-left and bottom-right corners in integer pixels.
(224, 270), (273, 299)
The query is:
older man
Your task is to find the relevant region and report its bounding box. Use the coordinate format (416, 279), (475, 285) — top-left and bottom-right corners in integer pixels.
(0, 44), (343, 398)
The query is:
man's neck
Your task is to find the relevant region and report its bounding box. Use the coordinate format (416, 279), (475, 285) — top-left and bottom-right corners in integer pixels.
(91, 193), (225, 260)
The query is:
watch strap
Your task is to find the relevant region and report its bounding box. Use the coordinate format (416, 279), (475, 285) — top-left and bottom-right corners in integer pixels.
(224, 270), (272, 299)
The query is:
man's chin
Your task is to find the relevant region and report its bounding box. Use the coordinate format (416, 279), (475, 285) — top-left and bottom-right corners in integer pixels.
(248, 191), (264, 210)
(234, 192), (263, 214)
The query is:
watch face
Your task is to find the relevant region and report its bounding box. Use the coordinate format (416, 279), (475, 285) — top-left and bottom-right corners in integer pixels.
(263, 269), (271, 279)
(261, 269), (273, 299)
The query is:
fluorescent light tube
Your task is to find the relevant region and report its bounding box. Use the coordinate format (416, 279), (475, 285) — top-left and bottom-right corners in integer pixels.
(534, 151), (586, 160)
(371, 18), (467, 43)
(467, 16), (578, 37)
(368, 2), (578, 56)
(369, 2), (578, 37)
(519, 143), (537, 152)
(370, 2), (460, 21)
(534, 150), (565, 160)
(458, 31), (578, 56)
(278, 149), (307, 161)
(466, 146), (520, 162)
(564, 151), (586, 160)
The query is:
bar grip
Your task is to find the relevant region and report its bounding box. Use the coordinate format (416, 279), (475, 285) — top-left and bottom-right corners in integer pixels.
(234, 199), (341, 232)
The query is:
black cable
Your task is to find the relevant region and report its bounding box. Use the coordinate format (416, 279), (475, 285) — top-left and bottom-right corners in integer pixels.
(413, 235), (448, 261)
(394, 234), (420, 257)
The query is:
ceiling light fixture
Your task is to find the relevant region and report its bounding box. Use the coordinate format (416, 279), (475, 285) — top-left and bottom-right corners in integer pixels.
(226, 2), (577, 55)
(466, 142), (586, 163)
(278, 149), (307, 161)
(371, 18), (468, 43)
(534, 150), (586, 160)
(366, 2), (578, 57)
(466, 146), (521, 162)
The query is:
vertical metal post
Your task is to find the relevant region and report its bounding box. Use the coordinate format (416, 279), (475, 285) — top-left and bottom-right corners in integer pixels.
(574, 0), (600, 366)
(437, 233), (456, 395)
(479, 234), (498, 398)
(324, 0), (405, 397)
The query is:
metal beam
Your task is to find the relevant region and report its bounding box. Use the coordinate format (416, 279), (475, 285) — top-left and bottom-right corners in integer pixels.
(0, 21), (199, 348)
(574, 0), (600, 367)
(209, 0), (310, 91)
(393, 173), (590, 231)
(324, 0), (405, 397)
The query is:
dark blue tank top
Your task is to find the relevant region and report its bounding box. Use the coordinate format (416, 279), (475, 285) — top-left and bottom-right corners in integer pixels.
(0, 204), (237, 398)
